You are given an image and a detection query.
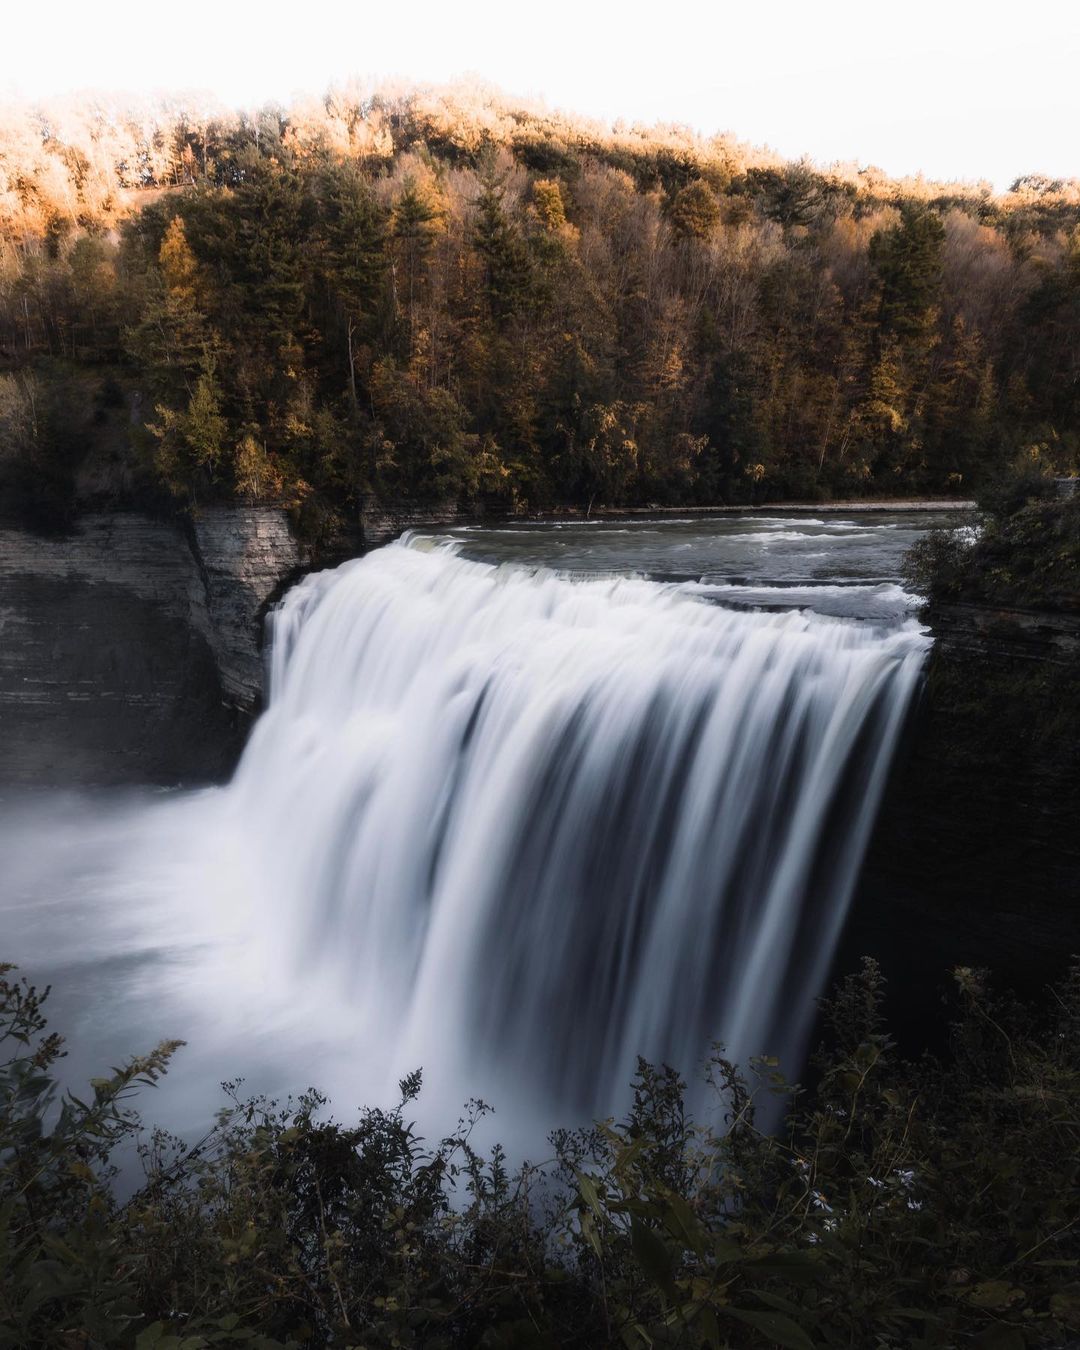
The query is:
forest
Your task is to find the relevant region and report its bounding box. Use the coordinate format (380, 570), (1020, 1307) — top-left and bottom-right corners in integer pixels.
(2, 83), (1080, 536)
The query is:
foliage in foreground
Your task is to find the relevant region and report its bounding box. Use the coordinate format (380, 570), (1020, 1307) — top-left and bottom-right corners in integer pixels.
(2, 958), (1079, 1349)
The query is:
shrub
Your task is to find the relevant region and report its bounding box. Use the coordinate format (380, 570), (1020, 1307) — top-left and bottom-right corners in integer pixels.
(2, 958), (1079, 1348)
(905, 465), (1080, 606)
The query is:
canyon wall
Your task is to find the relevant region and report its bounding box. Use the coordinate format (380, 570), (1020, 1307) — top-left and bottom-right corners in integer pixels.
(845, 596), (1080, 1013)
(0, 501), (474, 787)
(0, 509), (304, 786)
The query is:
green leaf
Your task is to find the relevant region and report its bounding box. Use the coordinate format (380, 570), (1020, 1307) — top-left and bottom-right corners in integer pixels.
(694, 1305), (722, 1350)
(1050, 1288), (1080, 1325)
(615, 1137), (649, 1170)
(576, 1171), (602, 1215)
(480, 1319), (557, 1349)
(579, 1210), (603, 1259)
(754, 1291), (804, 1317)
(711, 1235), (748, 1263)
(631, 1218), (674, 1298)
(726, 1307), (816, 1349)
(744, 1251), (819, 1279)
(966, 1281), (1025, 1310)
(972, 1326), (1027, 1350)
(664, 1193), (709, 1257)
(891, 1308), (941, 1322)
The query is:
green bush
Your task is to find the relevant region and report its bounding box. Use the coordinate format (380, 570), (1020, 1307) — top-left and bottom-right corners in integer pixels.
(905, 467), (1080, 607)
(3, 958), (1079, 1348)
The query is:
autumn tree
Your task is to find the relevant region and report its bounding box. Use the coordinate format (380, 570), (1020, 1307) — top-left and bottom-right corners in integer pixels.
(317, 164), (388, 410)
(670, 180), (720, 241)
(472, 162), (531, 325)
(149, 356), (227, 501)
(390, 178), (437, 345)
(869, 206), (946, 340)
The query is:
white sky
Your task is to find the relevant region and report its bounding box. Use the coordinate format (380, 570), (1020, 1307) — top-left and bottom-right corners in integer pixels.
(2, 0), (1078, 190)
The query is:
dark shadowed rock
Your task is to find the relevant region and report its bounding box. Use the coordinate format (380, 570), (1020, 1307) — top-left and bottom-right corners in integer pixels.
(842, 595), (1080, 1039)
(0, 509), (306, 787)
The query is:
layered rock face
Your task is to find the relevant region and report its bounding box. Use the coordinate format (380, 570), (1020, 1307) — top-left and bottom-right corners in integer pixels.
(188, 507), (305, 709)
(358, 498), (466, 549)
(0, 510), (304, 787)
(0, 499), (482, 788)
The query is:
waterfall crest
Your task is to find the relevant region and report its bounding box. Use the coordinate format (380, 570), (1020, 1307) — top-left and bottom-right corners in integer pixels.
(231, 537), (928, 1123)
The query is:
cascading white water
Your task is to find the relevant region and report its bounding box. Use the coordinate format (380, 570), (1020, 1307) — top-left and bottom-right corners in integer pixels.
(225, 535), (928, 1126)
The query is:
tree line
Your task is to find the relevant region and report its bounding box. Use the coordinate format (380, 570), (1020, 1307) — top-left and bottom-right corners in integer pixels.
(2, 84), (1080, 534)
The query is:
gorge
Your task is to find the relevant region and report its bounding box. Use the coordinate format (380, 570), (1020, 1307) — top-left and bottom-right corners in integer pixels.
(7, 505), (1074, 1146)
(5, 51), (1080, 1346)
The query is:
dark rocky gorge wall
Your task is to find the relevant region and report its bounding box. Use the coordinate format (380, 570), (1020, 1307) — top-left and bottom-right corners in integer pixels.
(0, 503), (452, 787)
(0, 509), (305, 787)
(845, 597), (1080, 1021)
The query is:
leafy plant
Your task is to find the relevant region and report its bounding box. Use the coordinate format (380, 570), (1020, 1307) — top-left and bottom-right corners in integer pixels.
(3, 957), (1079, 1348)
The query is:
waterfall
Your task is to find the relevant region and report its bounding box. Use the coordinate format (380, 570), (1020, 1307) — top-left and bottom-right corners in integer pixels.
(228, 535), (929, 1127)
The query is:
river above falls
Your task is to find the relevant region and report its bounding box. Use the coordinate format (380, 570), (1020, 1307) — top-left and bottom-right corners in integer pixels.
(423, 508), (964, 621)
(1, 508), (963, 1157)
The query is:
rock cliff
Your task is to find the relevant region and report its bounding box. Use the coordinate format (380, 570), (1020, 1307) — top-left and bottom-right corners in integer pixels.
(0, 509), (305, 787)
(187, 507), (305, 710)
(358, 498), (466, 549)
(0, 496), (486, 787)
(844, 595), (1080, 1022)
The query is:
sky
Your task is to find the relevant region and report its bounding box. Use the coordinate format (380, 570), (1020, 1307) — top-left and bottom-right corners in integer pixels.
(2, 0), (1078, 191)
